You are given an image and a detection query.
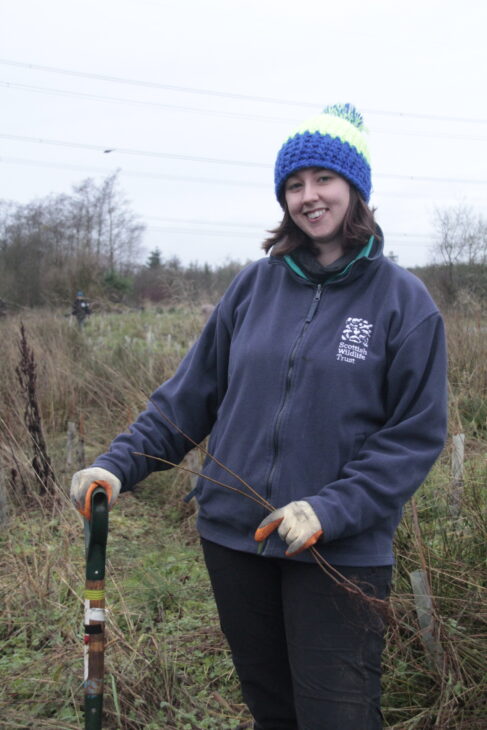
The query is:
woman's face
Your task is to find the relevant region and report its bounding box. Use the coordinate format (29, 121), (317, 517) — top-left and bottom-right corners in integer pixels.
(284, 167), (350, 250)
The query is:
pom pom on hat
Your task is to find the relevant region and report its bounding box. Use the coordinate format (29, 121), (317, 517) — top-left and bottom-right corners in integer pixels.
(274, 103), (371, 203)
(322, 102), (365, 130)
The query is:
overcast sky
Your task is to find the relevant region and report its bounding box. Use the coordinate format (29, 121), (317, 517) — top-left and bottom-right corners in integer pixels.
(1, 0), (486, 270)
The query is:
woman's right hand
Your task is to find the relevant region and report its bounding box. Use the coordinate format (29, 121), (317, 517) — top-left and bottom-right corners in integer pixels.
(70, 467), (121, 519)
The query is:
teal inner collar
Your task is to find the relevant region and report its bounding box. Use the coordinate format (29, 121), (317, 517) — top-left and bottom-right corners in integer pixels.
(284, 235), (375, 282)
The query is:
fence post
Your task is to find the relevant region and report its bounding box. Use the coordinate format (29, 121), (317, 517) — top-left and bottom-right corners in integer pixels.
(66, 421), (86, 474)
(450, 433), (465, 518)
(409, 569), (445, 674)
(77, 417), (86, 471)
(66, 421), (76, 470)
(0, 465), (8, 525)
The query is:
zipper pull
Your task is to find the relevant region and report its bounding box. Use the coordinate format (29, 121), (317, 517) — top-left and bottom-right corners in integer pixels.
(305, 284), (323, 323)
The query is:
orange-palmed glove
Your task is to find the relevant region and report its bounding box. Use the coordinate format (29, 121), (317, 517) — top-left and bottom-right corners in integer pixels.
(254, 500), (323, 556)
(70, 467), (121, 519)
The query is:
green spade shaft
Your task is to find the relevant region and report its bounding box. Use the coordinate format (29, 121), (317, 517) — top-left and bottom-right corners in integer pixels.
(83, 487), (109, 730)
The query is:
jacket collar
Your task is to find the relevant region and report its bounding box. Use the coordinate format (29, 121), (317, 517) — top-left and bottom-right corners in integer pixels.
(272, 230), (383, 287)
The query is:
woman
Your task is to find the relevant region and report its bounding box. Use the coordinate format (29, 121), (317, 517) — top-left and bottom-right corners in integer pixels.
(71, 104), (448, 729)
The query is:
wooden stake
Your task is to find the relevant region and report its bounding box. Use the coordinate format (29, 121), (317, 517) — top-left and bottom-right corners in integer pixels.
(0, 466), (7, 525)
(450, 433), (465, 518)
(409, 569), (445, 675)
(66, 422), (76, 470)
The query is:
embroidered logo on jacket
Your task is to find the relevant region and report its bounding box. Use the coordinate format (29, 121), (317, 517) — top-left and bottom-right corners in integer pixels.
(336, 317), (373, 363)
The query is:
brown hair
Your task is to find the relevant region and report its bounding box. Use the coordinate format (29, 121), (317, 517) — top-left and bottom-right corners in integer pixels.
(262, 186), (379, 257)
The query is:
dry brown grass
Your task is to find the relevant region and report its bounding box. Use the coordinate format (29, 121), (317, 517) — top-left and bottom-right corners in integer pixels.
(0, 304), (485, 728)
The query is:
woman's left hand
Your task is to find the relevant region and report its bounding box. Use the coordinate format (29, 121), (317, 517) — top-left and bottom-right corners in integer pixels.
(254, 501), (323, 556)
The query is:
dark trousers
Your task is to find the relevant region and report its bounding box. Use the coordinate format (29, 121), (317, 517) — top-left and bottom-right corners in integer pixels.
(201, 538), (392, 730)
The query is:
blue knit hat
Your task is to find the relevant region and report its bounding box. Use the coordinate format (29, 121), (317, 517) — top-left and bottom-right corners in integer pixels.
(274, 103), (371, 203)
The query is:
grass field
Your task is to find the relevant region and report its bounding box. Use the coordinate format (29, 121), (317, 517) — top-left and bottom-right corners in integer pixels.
(0, 306), (485, 729)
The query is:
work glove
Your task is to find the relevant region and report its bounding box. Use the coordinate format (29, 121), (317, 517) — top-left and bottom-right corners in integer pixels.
(254, 500), (323, 557)
(70, 466), (121, 519)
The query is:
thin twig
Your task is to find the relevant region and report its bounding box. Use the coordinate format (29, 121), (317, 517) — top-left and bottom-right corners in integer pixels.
(146, 394), (275, 512)
(135, 402), (390, 613)
(310, 546), (391, 615)
(132, 452), (272, 511)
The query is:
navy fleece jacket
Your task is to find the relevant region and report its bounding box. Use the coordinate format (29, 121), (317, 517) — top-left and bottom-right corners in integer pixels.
(94, 238), (448, 566)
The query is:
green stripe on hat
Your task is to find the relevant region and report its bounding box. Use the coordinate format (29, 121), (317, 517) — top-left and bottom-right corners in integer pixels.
(289, 113), (370, 163)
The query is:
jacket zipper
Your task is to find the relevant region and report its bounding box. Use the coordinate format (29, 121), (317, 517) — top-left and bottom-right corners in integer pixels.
(261, 283), (323, 552)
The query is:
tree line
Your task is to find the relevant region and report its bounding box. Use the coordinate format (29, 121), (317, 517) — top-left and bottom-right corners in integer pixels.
(415, 205), (487, 311)
(0, 173), (485, 312)
(0, 173), (144, 308)
(0, 172), (248, 311)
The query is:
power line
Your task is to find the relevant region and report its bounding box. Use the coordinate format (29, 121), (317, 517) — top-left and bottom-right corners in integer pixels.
(3, 81), (487, 143)
(0, 81), (294, 125)
(0, 156), (439, 243)
(0, 155), (269, 188)
(0, 161), (434, 245)
(0, 58), (316, 108)
(0, 133), (270, 168)
(0, 156), (441, 247)
(146, 225), (432, 247)
(146, 215), (435, 240)
(146, 215), (267, 230)
(2, 154), (487, 213)
(2, 156), (487, 206)
(147, 225), (262, 239)
(376, 173), (487, 185)
(2, 134), (487, 185)
(2, 57), (487, 126)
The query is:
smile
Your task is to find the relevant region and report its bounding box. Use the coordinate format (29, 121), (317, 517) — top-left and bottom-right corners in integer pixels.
(304, 209), (327, 220)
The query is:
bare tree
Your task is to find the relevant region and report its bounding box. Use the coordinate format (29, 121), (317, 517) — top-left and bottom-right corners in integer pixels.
(94, 172), (145, 272)
(0, 173), (145, 307)
(433, 205), (487, 267)
(431, 205), (487, 303)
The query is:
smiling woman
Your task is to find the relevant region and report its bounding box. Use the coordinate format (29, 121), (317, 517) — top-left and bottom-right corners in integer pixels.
(283, 168), (351, 264)
(70, 102), (448, 730)
(263, 105), (378, 271)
